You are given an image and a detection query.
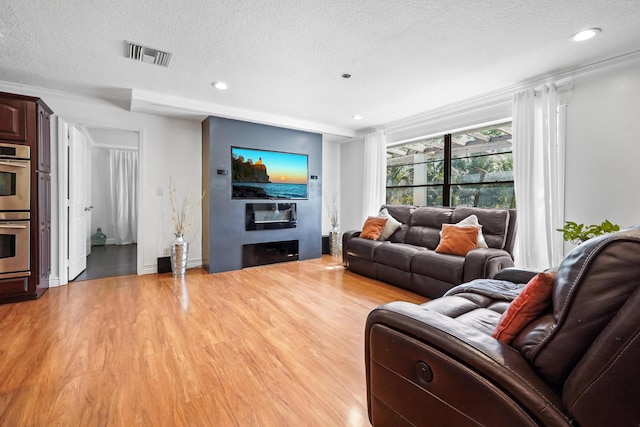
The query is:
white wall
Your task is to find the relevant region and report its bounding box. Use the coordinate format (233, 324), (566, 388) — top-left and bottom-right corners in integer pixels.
(340, 137), (365, 233)
(321, 137), (341, 234)
(564, 61), (640, 232)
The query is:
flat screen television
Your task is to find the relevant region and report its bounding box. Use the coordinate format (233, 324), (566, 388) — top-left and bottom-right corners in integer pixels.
(231, 146), (308, 199)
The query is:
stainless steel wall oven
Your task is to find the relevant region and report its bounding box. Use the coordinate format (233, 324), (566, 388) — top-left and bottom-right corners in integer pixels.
(0, 142), (31, 279)
(0, 212), (30, 278)
(0, 142), (31, 212)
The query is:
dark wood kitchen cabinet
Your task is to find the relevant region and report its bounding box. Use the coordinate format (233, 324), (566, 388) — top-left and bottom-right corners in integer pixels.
(0, 92), (53, 304)
(0, 97), (29, 142)
(36, 171), (51, 293)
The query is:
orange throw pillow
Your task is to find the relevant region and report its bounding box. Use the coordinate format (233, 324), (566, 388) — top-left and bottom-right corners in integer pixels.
(434, 224), (480, 256)
(361, 217), (388, 240)
(492, 272), (556, 344)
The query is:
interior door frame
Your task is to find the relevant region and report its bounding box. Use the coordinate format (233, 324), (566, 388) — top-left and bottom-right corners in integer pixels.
(67, 124), (89, 280)
(57, 116), (144, 286)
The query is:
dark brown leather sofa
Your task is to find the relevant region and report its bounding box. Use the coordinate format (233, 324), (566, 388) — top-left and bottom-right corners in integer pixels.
(343, 205), (517, 298)
(365, 226), (640, 427)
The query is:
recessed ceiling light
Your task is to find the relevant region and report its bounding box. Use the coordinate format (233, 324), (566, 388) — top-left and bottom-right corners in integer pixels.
(571, 28), (601, 42)
(352, 115), (363, 120)
(212, 81), (229, 90)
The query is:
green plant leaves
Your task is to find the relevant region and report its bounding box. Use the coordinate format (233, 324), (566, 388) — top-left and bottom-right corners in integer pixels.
(556, 220), (621, 244)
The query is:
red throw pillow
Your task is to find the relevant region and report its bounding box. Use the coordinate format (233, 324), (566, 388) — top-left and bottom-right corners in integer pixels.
(434, 224), (480, 256)
(492, 272), (556, 344)
(361, 216), (388, 240)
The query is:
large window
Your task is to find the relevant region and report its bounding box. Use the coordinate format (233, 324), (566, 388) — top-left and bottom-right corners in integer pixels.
(386, 123), (514, 208)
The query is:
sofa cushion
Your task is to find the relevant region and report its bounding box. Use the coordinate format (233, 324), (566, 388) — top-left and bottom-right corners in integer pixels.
(361, 216), (388, 240)
(451, 214), (489, 248)
(415, 292), (511, 334)
(387, 223), (410, 243)
(346, 237), (386, 262)
(375, 243), (426, 271)
(378, 208), (402, 241)
(380, 204), (415, 224)
(452, 207), (510, 249)
(412, 250), (466, 285)
(435, 224), (480, 256)
(405, 207), (454, 249)
(380, 205), (415, 242)
(492, 271), (555, 345)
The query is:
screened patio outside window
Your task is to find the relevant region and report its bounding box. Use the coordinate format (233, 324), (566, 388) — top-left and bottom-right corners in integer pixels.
(386, 123), (514, 208)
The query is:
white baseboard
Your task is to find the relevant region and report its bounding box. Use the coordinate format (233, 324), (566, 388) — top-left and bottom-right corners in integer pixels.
(49, 276), (62, 287)
(142, 258), (203, 275)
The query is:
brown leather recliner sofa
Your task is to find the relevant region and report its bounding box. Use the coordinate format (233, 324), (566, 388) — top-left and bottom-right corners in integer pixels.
(343, 205), (517, 298)
(365, 226), (640, 426)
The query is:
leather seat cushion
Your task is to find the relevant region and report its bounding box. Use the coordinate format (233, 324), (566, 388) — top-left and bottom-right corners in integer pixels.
(346, 237), (386, 262)
(375, 243), (426, 271)
(412, 250), (466, 285)
(418, 292), (510, 335)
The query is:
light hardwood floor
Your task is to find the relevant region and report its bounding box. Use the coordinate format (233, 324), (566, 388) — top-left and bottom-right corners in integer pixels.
(0, 256), (425, 426)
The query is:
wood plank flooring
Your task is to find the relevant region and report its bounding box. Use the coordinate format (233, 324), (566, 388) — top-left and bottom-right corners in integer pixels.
(0, 256), (425, 426)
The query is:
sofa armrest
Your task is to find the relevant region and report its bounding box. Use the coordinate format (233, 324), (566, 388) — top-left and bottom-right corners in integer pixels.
(366, 301), (570, 426)
(342, 230), (361, 266)
(492, 267), (540, 283)
(463, 248), (515, 282)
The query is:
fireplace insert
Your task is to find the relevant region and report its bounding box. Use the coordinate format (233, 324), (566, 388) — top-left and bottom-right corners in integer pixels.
(245, 203), (297, 231)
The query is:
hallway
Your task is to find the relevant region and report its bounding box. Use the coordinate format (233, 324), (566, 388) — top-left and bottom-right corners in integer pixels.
(72, 244), (137, 282)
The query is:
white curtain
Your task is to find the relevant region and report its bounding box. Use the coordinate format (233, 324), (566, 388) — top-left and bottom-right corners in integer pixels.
(109, 149), (138, 245)
(512, 84), (566, 270)
(362, 130), (387, 221)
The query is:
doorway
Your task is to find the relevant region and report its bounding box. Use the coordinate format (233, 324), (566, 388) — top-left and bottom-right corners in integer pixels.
(72, 244), (137, 281)
(58, 119), (141, 284)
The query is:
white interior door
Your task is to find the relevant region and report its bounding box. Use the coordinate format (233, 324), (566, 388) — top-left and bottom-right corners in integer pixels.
(85, 142), (93, 256)
(68, 126), (89, 280)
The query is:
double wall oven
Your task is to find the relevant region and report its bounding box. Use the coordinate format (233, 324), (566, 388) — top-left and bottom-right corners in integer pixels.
(0, 142), (31, 278)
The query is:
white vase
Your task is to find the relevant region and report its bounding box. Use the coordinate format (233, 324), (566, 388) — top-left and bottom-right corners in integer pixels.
(171, 234), (189, 278)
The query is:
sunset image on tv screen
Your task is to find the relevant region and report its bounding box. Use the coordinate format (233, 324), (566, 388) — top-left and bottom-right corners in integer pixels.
(231, 147), (308, 199)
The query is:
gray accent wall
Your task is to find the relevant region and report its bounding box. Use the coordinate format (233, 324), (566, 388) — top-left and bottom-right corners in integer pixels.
(202, 116), (322, 273)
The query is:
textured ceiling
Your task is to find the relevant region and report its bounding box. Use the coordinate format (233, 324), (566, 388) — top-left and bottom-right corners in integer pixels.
(1, 0), (639, 136)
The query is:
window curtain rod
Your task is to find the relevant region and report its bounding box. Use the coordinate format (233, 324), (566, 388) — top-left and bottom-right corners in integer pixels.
(531, 78), (573, 96)
(104, 146), (137, 151)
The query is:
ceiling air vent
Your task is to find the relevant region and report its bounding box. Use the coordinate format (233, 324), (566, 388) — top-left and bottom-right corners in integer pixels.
(125, 41), (172, 67)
